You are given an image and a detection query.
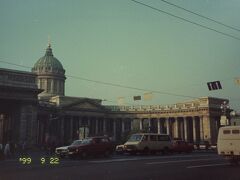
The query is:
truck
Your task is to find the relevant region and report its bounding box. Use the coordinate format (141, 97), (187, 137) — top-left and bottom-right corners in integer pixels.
(217, 126), (240, 165)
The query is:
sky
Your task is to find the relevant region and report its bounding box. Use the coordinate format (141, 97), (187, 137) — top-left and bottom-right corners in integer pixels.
(0, 0), (240, 109)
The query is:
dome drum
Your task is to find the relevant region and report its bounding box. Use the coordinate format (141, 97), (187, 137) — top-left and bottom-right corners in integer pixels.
(32, 44), (66, 99)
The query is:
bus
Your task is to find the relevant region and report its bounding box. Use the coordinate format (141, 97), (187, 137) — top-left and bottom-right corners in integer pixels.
(217, 126), (240, 165)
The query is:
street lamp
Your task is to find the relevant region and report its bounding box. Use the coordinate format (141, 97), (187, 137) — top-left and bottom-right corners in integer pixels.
(220, 101), (230, 126)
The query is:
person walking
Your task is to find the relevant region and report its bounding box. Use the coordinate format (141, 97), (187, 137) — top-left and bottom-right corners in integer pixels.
(0, 143), (4, 160)
(4, 142), (11, 158)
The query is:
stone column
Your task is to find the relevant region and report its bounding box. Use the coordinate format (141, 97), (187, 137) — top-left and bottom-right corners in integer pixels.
(51, 79), (54, 93)
(95, 117), (99, 135)
(19, 105), (38, 145)
(202, 115), (211, 142)
(122, 119), (125, 133)
(113, 119), (116, 141)
(178, 118), (183, 140)
(87, 117), (90, 127)
(60, 117), (65, 143)
(0, 115), (4, 144)
(103, 118), (106, 134)
(160, 119), (165, 134)
(157, 119), (161, 134)
(166, 118), (170, 135)
(130, 119), (133, 131)
(140, 119), (143, 130)
(87, 117), (91, 136)
(175, 118), (179, 139)
(148, 119), (151, 132)
(199, 116), (204, 141)
(192, 117), (196, 143)
(70, 116), (73, 141)
(184, 117), (188, 141)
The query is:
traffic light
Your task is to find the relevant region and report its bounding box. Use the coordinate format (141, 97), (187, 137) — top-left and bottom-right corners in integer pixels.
(207, 81), (222, 91)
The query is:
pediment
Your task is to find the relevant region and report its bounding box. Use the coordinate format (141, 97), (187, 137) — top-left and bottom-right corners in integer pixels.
(63, 99), (106, 111)
(72, 101), (100, 110)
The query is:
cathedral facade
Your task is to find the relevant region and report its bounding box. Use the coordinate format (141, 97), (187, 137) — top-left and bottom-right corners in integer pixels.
(0, 44), (229, 147)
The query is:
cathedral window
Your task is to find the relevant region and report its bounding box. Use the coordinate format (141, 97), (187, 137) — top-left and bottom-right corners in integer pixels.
(53, 80), (57, 93)
(40, 79), (44, 90)
(47, 79), (51, 92)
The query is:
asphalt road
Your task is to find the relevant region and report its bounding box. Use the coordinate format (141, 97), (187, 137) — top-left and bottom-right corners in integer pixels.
(0, 152), (239, 180)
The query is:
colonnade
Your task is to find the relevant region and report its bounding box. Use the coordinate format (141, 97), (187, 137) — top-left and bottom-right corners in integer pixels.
(136, 117), (202, 143)
(37, 114), (220, 145)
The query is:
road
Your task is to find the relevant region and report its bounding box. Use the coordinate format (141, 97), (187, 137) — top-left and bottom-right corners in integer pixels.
(0, 152), (239, 180)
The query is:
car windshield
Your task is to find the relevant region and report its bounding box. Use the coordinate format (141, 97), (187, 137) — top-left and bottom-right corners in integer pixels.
(128, 134), (143, 142)
(71, 140), (82, 146)
(81, 138), (93, 144)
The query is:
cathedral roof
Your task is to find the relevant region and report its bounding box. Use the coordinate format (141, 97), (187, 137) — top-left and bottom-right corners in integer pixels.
(32, 44), (65, 74)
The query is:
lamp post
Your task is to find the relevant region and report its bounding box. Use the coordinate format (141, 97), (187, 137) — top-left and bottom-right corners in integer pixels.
(220, 101), (230, 126)
(230, 110), (237, 126)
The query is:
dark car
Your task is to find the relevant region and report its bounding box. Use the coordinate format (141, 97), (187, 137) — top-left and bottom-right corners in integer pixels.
(172, 140), (194, 153)
(55, 140), (82, 158)
(115, 144), (125, 154)
(68, 136), (114, 159)
(194, 141), (210, 150)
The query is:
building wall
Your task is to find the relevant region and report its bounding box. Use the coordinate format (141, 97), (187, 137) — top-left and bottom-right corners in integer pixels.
(36, 97), (227, 145)
(0, 68), (40, 145)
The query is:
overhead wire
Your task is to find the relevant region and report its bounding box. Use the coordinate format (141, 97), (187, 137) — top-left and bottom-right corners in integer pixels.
(130, 0), (240, 41)
(1, 59), (239, 104)
(159, 0), (240, 32)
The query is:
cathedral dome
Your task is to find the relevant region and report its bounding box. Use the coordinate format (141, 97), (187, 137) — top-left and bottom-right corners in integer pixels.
(32, 44), (65, 74)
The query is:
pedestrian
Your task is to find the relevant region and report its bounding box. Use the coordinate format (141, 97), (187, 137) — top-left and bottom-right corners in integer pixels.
(21, 141), (27, 155)
(4, 142), (11, 158)
(0, 143), (4, 160)
(51, 141), (56, 155)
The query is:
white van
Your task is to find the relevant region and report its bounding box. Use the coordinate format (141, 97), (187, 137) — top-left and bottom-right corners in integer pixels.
(124, 133), (172, 154)
(217, 126), (240, 165)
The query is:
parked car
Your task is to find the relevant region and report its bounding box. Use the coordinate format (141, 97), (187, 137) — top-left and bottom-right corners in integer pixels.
(68, 136), (114, 159)
(210, 144), (217, 151)
(194, 141), (210, 150)
(55, 140), (82, 157)
(115, 144), (125, 154)
(124, 133), (172, 154)
(172, 140), (194, 153)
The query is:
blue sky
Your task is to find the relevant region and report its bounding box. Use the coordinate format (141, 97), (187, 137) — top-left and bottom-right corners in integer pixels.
(0, 0), (240, 109)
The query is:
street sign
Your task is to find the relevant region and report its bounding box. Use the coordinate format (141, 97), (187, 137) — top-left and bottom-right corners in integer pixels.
(207, 81), (222, 90)
(133, 96), (141, 101)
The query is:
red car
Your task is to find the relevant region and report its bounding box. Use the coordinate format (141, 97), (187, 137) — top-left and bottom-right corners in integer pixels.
(68, 136), (114, 158)
(172, 140), (194, 153)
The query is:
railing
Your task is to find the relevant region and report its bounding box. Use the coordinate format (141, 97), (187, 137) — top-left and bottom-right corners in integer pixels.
(105, 102), (204, 112)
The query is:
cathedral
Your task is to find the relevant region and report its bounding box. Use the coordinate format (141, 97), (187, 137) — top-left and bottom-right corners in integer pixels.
(0, 43), (229, 147)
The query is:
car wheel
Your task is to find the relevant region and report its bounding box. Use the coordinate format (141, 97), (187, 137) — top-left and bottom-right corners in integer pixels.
(81, 152), (88, 159)
(129, 151), (136, 155)
(104, 150), (111, 157)
(229, 159), (239, 166)
(143, 147), (150, 155)
(162, 147), (169, 155)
